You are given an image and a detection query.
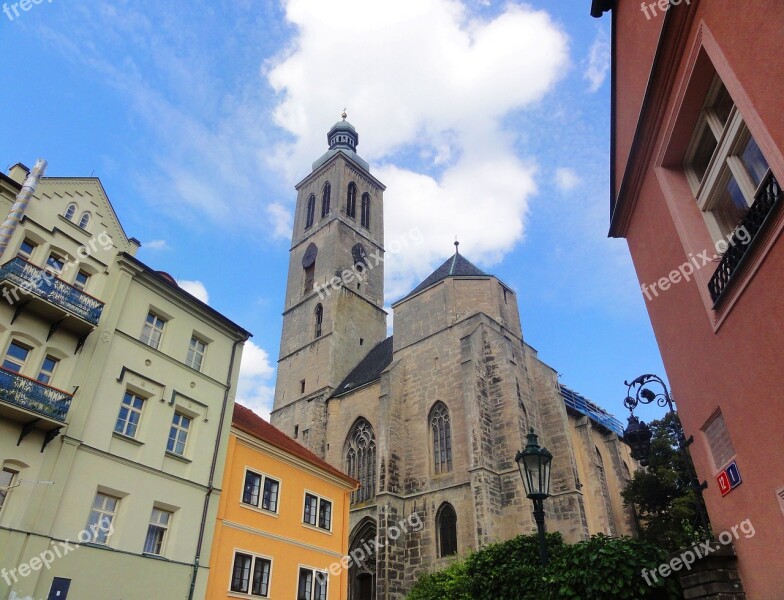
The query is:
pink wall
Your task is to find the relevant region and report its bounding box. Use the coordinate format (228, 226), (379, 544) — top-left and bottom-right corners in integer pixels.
(613, 1), (784, 597)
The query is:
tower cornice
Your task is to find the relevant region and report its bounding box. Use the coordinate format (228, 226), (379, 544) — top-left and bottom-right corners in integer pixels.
(295, 150), (386, 192)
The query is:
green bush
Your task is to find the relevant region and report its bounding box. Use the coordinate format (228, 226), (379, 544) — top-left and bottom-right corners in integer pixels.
(406, 533), (683, 600)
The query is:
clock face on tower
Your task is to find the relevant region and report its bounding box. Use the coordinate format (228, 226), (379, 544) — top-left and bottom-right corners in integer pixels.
(302, 242), (318, 268)
(352, 243), (368, 267)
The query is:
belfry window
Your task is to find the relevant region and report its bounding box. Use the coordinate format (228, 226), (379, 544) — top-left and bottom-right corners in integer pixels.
(314, 303), (323, 338)
(321, 183), (331, 218)
(436, 503), (458, 557)
(345, 419), (376, 504)
(430, 402), (452, 474)
(305, 194), (316, 229)
(346, 183), (357, 219)
(360, 193), (370, 228)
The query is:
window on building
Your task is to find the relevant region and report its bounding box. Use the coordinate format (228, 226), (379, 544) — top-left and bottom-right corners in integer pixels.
(314, 304), (323, 338)
(436, 503), (458, 557)
(86, 492), (118, 544)
(16, 238), (36, 261)
(298, 568), (328, 600)
(167, 412), (191, 456)
(304, 263), (315, 293)
(230, 552), (271, 597)
(185, 336), (207, 371)
(0, 468), (17, 512)
(140, 311), (166, 349)
(72, 270), (90, 291)
(702, 410), (736, 470)
(46, 253), (65, 275)
(78, 212), (91, 230)
(345, 419), (376, 504)
(64, 203), (77, 221)
(430, 402), (452, 474)
(303, 493), (332, 531)
(305, 194), (316, 229)
(114, 392), (144, 438)
(346, 183), (357, 219)
(2, 341), (31, 373)
(360, 193), (371, 228)
(684, 75), (771, 242)
(37, 355), (59, 385)
(321, 183), (331, 218)
(242, 470), (280, 513)
(143, 508), (172, 555)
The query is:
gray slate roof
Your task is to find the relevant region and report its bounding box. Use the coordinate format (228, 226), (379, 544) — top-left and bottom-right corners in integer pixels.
(400, 252), (488, 301)
(332, 336), (394, 398)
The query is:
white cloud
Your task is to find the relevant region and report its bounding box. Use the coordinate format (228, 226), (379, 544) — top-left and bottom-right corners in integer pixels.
(584, 27), (610, 93)
(236, 341), (276, 420)
(266, 203), (293, 240)
(554, 167), (581, 192)
(267, 0), (569, 296)
(177, 280), (209, 304)
(143, 239), (170, 250)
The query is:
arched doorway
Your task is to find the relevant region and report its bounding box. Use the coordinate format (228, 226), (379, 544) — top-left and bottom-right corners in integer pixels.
(348, 518), (377, 600)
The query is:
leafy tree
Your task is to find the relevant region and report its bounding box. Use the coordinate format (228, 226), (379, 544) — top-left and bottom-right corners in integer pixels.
(621, 412), (709, 551)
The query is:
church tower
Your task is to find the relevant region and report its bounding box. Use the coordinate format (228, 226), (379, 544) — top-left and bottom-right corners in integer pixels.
(270, 115), (387, 456)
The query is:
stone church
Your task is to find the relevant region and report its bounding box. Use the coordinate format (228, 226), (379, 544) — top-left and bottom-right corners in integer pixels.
(270, 117), (636, 599)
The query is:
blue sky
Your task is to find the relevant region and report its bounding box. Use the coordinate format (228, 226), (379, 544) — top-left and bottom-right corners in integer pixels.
(0, 0), (671, 426)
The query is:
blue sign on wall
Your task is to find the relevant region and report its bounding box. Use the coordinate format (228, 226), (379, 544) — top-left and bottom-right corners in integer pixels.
(726, 461), (742, 489)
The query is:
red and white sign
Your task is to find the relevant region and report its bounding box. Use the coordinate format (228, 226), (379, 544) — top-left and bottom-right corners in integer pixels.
(717, 461), (741, 497)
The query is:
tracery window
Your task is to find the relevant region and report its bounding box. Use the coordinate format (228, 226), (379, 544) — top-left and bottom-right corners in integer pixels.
(430, 402), (452, 474)
(346, 419), (376, 504)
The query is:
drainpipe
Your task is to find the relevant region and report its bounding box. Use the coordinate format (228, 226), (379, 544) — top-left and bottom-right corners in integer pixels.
(0, 159), (47, 258)
(187, 337), (244, 600)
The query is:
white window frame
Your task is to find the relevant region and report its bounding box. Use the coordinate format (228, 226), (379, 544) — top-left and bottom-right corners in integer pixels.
(140, 311), (166, 350)
(16, 238), (36, 261)
(684, 76), (771, 243)
(143, 507), (172, 556)
(73, 270), (90, 292)
(229, 550), (273, 597)
(185, 335), (207, 371)
(302, 491), (333, 532)
(64, 203), (77, 221)
(0, 468), (18, 513)
(114, 391), (145, 439)
(167, 412), (191, 456)
(2, 340), (32, 374)
(240, 468), (281, 514)
(86, 492), (119, 545)
(297, 566), (329, 600)
(36, 355), (59, 385)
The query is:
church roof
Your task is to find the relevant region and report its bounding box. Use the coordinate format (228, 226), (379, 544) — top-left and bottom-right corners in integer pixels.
(399, 250), (489, 302)
(232, 403), (358, 486)
(560, 385), (625, 436)
(332, 336), (394, 398)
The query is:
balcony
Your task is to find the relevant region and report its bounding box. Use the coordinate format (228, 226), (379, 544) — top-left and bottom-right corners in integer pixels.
(709, 173), (782, 304)
(0, 367), (72, 446)
(0, 257), (104, 333)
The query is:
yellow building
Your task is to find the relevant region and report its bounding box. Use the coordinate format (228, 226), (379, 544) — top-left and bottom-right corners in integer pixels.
(207, 403), (357, 600)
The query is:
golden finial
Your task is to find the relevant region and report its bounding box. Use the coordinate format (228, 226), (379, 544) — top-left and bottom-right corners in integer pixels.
(341, 108), (347, 121)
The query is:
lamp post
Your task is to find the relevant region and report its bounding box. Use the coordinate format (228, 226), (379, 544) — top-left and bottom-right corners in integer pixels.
(515, 428), (553, 567)
(622, 374), (709, 531)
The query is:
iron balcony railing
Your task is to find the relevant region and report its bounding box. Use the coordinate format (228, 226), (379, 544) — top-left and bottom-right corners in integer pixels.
(560, 385), (625, 436)
(709, 172), (782, 304)
(0, 257), (104, 325)
(0, 368), (72, 422)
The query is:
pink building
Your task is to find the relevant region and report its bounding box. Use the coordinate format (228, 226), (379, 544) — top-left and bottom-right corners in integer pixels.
(591, 1), (784, 597)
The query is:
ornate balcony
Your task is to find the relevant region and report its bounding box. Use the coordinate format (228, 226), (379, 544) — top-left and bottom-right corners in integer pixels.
(709, 173), (782, 304)
(0, 257), (104, 331)
(0, 367), (72, 431)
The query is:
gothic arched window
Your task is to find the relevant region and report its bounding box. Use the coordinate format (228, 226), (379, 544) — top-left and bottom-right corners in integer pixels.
(314, 304), (323, 338)
(430, 402), (452, 474)
(305, 194), (316, 229)
(64, 203), (77, 221)
(321, 182), (332, 218)
(360, 193), (370, 228)
(436, 503), (458, 557)
(346, 183), (357, 219)
(78, 212), (91, 229)
(345, 418), (376, 504)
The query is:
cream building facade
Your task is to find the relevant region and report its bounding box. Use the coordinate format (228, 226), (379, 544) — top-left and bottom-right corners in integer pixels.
(270, 120), (638, 599)
(0, 163), (250, 600)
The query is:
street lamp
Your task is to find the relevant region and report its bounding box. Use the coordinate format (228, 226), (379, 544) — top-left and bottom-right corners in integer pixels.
(622, 374), (709, 530)
(515, 428), (553, 566)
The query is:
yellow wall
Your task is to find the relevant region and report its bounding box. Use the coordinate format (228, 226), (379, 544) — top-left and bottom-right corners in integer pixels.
(207, 428), (355, 599)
